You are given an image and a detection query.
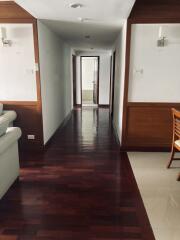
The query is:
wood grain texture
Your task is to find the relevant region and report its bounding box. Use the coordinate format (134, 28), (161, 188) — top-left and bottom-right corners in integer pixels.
(121, 0), (180, 149)
(3, 103), (44, 150)
(0, 1), (34, 19)
(130, 0), (180, 22)
(0, 2), (44, 150)
(123, 103), (180, 149)
(72, 55), (77, 106)
(122, 20), (132, 144)
(0, 108), (155, 240)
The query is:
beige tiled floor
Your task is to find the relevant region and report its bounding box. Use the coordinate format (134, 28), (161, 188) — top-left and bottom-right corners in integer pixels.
(128, 152), (180, 240)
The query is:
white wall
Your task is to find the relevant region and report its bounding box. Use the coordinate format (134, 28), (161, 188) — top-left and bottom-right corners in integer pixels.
(76, 52), (111, 105)
(38, 21), (73, 144)
(76, 56), (81, 104)
(129, 24), (180, 102)
(99, 53), (111, 105)
(0, 24), (37, 101)
(112, 21), (127, 143)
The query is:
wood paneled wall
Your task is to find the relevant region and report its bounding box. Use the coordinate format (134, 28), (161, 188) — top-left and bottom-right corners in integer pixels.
(123, 103), (180, 150)
(0, 2), (44, 150)
(130, 0), (180, 22)
(122, 0), (180, 150)
(0, 1), (33, 19)
(3, 102), (43, 150)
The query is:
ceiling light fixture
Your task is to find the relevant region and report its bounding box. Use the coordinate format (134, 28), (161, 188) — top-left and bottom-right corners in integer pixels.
(70, 3), (83, 9)
(78, 17), (83, 22)
(78, 17), (93, 22)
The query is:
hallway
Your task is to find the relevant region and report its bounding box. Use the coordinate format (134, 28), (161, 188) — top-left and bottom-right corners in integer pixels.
(0, 108), (154, 240)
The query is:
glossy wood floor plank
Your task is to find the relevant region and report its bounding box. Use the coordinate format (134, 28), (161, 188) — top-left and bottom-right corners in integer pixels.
(0, 108), (155, 240)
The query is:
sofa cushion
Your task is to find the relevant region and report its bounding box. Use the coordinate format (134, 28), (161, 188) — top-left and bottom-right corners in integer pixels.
(0, 127), (22, 155)
(0, 104), (3, 116)
(0, 117), (9, 137)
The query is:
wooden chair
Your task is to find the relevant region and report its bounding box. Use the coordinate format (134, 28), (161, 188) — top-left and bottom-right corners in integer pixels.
(167, 108), (180, 181)
(177, 173), (180, 181)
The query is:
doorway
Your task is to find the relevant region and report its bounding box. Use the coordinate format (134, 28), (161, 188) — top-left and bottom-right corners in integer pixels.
(72, 55), (77, 106)
(81, 56), (99, 107)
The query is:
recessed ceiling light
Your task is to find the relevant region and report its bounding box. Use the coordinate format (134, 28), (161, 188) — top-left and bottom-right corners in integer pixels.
(70, 3), (83, 9)
(78, 17), (93, 22)
(78, 17), (83, 22)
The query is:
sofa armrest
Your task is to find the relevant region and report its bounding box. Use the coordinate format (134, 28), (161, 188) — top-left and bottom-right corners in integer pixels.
(2, 111), (17, 123)
(0, 127), (22, 155)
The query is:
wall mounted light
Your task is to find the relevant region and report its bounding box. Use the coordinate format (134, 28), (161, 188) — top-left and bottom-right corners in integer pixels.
(157, 26), (167, 47)
(0, 27), (12, 47)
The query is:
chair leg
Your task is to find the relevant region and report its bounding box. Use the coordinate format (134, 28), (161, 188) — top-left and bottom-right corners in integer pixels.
(177, 173), (180, 181)
(167, 146), (175, 169)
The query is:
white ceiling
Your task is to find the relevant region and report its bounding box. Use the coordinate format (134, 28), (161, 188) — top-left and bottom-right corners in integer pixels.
(15, 0), (135, 51)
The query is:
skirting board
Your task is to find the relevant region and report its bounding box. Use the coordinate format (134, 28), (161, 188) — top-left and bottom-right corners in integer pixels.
(98, 105), (110, 108)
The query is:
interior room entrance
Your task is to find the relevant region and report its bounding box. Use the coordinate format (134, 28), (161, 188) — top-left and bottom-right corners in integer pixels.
(81, 56), (99, 107)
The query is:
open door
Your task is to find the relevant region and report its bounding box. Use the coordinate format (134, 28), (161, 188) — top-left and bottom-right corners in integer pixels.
(81, 56), (99, 106)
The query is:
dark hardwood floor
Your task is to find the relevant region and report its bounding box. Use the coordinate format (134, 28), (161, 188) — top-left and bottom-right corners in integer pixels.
(0, 108), (155, 240)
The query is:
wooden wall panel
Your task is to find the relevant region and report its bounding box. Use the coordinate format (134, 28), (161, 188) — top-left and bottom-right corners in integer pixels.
(121, 0), (180, 150)
(130, 0), (180, 21)
(123, 103), (180, 150)
(0, 2), (43, 151)
(0, 1), (34, 19)
(3, 103), (44, 150)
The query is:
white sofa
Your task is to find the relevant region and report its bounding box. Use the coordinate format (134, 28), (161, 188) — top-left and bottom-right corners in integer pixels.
(0, 103), (17, 127)
(0, 103), (22, 199)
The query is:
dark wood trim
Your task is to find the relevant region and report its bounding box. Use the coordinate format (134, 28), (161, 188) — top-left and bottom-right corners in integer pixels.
(74, 104), (82, 108)
(0, 101), (38, 106)
(121, 146), (171, 152)
(109, 55), (113, 108)
(0, 1), (35, 19)
(129, 0), (180, 22)
(123, 103), (180, 149)
(130, 18), (180, 24)
(97, 56), (100, 105)
(127, 102), (180, 107)
(72, 55), (77, 107)
(33, 20), (42, 104)
(122, 20), (132, 146)
(80, 56), (100, 106)
(99, 104), (109, 108)
(80, 57), (82, 107)
(33, 19), (44, 146)
(0, 19), (36, 23)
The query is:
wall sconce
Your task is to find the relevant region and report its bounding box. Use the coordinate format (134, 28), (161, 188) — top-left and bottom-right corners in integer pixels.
(157, 26), (167, 47)
(0, 27), (12, 47)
